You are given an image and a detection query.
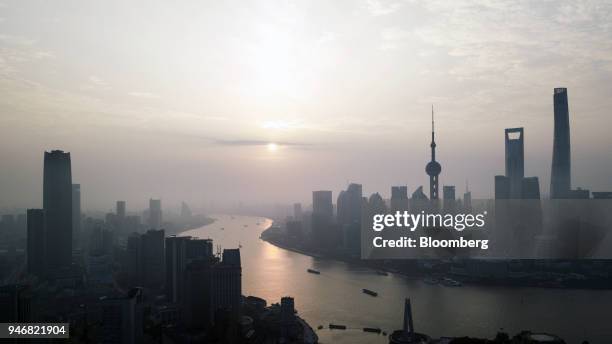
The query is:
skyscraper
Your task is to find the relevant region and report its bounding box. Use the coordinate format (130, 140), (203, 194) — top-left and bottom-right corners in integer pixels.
(443, 186), (455, 200)
(148, 199), (162, 229)
(293, 202), (302, 219)
(494, 175), (510, 200)
(550, 87), (571, 199)
(390, 186), (409, 212)
(141, 229), (165, 288)
(116, 201), (126, 218)
(312, 191), (333, 220)
(165, 236), (188, 303)
(463, 182), (472, 212)
(72, 184), (81, 249)
(43, 150), (73, 270)
(27, 209), (45, 276)
(505, 128), (524, 198)
(425, 106), (441, 200)
(311, 191), (334, 248)
(337, 183), (362, 225)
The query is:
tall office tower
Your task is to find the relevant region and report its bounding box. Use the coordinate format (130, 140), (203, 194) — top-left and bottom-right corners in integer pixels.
(148, 199), (162, 229)
(280, 296), (296, 322)
(26, 209), (45, 276)
(211, 249), (242, 320)
(0, 285), (31, 322)
(521, 177), (541, 199)
(141, 229), (165, 288)
(495, 175), (511, 199)
(463, 181), (472, 212)
(550, 88), (572, 198)
(186, 238), (214, 260)
(443, 185), (457, 213)
(312, 190), (334, 248)
(43, 150), (73, 270)
(165, 236), (188, 303)
(183, 259), (214, 329)
(312, 191), (333, 220)
(391, 186), (409, 212)
(116, 201), (126, 218)
(72, 184), (81, 249)
(293, 202), (302, 219)
(425, 106), (442, 200)
(101, 288), (144, 344)
(443, 186), (455, 200)
(337, 183), (363, 225)
(505, 128), (525, 198)
(126, 234), (143, 286)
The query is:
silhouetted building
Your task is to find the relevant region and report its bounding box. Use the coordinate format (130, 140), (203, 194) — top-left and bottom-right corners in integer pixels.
(567, 188), (590, 199)
(186, 238), (214, 260)
(463, 182), (472, 212)
(0, 285), (31, 322)
(293, 202), (302, 220)
(521, 177), (541, 199)
(389, 298), (430, 344)
(425, 106), (441, 201)
(551, 88), (571, 199)
(312, 191), (333, 220)
(101, 287), (144, 344)
(212, 249), (242, 320)
(166, 236), (214, 304)
(116, 201), (126, 218)
(165, 236), (189, 303)
(593, 192), (612, 199)
(72, 184), (81, 249)
(311, 191), (334, 248)
(443, 185), (456, 213)
(495, 175), (510, 200)
(141, 229), (165, 288)
(183, 248), (241, 329)
(280, 296), (295, 322)
(391, 186), (409, 212)
(43, 150), (73, 271)
(337, 183), (362, 225)
(183, 259), (214, 329)
(148, 199), (162, 229)
(443, 185), (455, 200)
(27, 209), (45, 276)
(505, 128), (524, 198)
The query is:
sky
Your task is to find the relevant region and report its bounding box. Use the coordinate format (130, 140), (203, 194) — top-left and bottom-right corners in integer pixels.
(1, 0), (612, 211)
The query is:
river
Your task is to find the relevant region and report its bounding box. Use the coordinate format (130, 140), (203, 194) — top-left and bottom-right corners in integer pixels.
(180, 214), (612, 344)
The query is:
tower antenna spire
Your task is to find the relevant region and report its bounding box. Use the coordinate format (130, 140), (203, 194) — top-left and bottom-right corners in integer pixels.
(425, 104), (441, 200)
(431, 104), (435, 137)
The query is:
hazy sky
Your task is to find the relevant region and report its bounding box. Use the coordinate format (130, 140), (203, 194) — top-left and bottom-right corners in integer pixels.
(1, 0), (612, 211)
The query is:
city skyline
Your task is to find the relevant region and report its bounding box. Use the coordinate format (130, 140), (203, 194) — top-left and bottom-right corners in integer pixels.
(2, 1), (612, 209)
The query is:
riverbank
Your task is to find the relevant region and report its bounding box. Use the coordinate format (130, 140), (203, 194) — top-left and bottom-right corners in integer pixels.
(260, 225), (612, 290)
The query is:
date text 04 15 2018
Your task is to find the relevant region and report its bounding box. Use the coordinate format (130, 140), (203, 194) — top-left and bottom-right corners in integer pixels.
(0, 323), (69, 339)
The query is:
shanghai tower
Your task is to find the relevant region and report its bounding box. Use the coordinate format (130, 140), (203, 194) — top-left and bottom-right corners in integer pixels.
(43, 150), (73, 270)
(550, 88), (571, 199)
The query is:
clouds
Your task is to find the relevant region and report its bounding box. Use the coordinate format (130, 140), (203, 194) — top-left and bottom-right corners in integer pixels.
(365, 0), (403, 16)
(0, 0), (611, 208)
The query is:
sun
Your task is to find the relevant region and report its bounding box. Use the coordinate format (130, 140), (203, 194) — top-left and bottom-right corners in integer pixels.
(267, 143), (278, 152)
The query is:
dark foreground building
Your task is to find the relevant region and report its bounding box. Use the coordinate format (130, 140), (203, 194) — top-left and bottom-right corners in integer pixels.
(43, 150), (73, 271)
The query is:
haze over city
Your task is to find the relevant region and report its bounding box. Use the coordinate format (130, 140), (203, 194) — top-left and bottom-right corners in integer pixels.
(2, 0), (612, 210)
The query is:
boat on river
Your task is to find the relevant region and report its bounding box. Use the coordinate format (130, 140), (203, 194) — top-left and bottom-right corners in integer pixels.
(362, 288), (378, 297)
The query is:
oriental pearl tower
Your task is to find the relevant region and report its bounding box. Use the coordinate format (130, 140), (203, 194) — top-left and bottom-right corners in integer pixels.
(425, 105), (441, 200)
